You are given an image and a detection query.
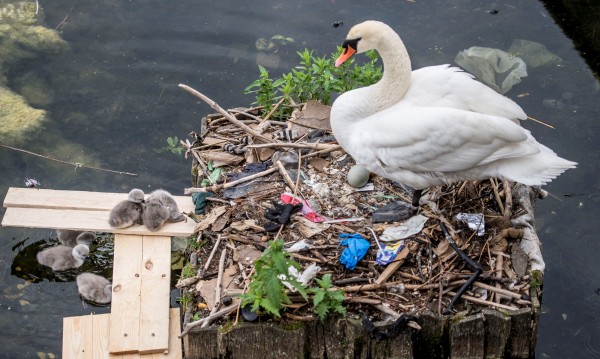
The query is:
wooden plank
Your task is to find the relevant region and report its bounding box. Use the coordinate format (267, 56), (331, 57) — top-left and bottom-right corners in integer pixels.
(1, 207), (196, 237)
(92, 314), (111, 359)
(138, 235), (172, 354)
(65, 311), (181, 359)
(63, 315), (94, 359)
(3, 187), (195, 212)
(150, 308), (183, 359)
(109, 234), (144, 354)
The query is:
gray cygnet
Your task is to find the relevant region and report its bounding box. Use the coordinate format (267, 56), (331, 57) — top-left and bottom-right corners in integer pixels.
(57, 229), (83, 247)
(148, 189), (185, 222)
(141, 189), (185, 231)
(76, 273), (112, 304)
(141, 196), (170, 231)
(36, 244), (89, 271)
(108, 188), (145, 228)
(57, 230), (95, 247)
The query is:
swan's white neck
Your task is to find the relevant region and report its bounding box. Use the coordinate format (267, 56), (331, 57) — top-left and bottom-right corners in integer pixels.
(369, 30), (412, 112)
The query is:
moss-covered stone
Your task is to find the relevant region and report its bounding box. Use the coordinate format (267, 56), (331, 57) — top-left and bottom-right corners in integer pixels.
(0, 86), (45, 145)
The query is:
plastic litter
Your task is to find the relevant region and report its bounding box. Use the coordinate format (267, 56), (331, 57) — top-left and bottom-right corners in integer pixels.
(507, 39), (561, 68)
(279, 263), (321, 292)
(380, 215), (429, 241)
(286, 239), (313, 253)
(454, 213), (485, 236)
(455, 46), (527, 94)
(376, 240), (405, 265)
(191, 192), (215, 214)
(339, 233), (370, 270)
(372, 201), (414, 223)
(281, 193), (326, 222)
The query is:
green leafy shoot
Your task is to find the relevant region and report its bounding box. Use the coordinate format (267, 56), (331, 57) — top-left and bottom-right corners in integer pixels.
(240, 240), (308, 318)
(154, 136), (184, 155)
(244, 47), (382, 117)
(309, 274), (346, 321)
(200, 161), (221, 187)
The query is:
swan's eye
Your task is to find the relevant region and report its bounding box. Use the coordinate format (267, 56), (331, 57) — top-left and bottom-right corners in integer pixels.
(342, 37), (361, 53)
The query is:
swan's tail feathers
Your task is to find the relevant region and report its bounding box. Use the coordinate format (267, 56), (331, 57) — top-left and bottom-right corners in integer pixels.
(499, 153), (577, 186)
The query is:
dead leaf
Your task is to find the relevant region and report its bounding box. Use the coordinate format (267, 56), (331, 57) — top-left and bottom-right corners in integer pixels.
(309, 157), (330, 172)
(233, 244), (262, 266)
(195, 206), (228, 232)
(230, 219), (264, 232)
(288, 101), (331, 136)
(295, 216), (331, 238)
(196, 264), (240, 310)
(199, 151), (244, 168)
(212, 207), (234, 232)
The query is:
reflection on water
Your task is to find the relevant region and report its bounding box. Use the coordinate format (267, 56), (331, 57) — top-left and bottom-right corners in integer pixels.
(0, 0), (599, 357)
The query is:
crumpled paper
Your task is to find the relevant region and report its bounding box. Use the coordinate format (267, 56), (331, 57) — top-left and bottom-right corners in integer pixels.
(455, 46), (527, 94)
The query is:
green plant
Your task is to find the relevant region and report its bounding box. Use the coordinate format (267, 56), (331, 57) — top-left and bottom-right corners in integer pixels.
(244, 47), (382, 116)
(154, 136), (184, 155)
(200, 161), (221, 187)
(309, 274), (346, 320)
(240, 240), (308, 317)
(181, 263), (196, 279)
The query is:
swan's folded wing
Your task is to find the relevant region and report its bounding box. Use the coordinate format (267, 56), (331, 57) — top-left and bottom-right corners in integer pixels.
(406, 65), (527, 121)
(354, 107), (536, 173)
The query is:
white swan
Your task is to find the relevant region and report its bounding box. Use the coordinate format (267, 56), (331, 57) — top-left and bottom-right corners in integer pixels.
(331, 21), (576, 205)
(76, 273), (112, 304)
(36, 244), (89, 271)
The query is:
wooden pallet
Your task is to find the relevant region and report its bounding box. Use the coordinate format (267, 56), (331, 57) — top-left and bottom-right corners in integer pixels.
(2, 187), (196, 357)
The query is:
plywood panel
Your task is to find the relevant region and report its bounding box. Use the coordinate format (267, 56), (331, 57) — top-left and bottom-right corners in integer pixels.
(3, 187), (195, 212)
(63, 311), (181, 359)
(63, 315), (94, 359)
(1, 207), (196, 237)
(138, 235), (172, 354)
(92, 314), (111, 359)
(109, 234), (143, 354)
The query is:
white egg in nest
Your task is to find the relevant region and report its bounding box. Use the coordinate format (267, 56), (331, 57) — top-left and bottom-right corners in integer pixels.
(347, 164), (370, 188)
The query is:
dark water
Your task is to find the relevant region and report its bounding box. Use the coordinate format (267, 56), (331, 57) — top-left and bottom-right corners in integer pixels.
(0, 0), (598, 357)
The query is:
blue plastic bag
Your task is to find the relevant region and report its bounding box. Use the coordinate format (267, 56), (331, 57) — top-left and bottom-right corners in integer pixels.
(339, 233), (370, 270)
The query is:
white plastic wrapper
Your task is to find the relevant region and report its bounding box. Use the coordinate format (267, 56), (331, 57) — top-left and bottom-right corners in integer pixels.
(380, 214), (429, 242)
(455, 46), (527, 94)
(455, 213), (485, 236)
(278, 263), (322, 292)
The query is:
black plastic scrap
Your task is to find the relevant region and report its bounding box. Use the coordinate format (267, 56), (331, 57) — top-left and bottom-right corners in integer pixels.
(361, 312), (419, 340)
(371, 201), (413, 223)
(263, 201), (303, 232)
(440, 222), (483, 314)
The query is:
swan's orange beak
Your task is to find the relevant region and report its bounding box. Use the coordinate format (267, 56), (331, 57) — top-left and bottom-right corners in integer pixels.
(335, 45), (356, 67)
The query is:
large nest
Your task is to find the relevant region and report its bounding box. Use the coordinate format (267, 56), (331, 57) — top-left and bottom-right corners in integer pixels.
(176, 96), (544, 332)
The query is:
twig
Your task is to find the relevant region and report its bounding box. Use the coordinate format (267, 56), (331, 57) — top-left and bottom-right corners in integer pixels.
(527, 115), (555, 129)
(0, 143), (138, 176)
(55, 0), (79, 30)
(489, 178), (505, 214)
(247, 142), (338, 150)
(185, 167), (278, 194)
(446, 291), (518, 311)
(474, 281), (530, 303)
(286, 118), (331, 132)
(190, 149), (212, 182)
(276, 160), (297, 193)
(503, 179), (513, 218)
(202, 247), (228, 328)
(179, 303), (238, 337)
(202, 235), (222, 275)
(261, 98), (286, 123)
(178, 84), (271, 142)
